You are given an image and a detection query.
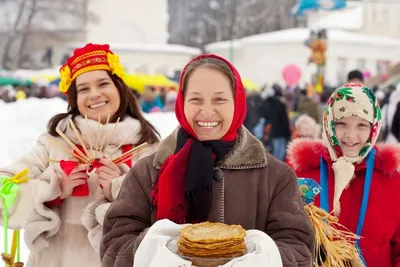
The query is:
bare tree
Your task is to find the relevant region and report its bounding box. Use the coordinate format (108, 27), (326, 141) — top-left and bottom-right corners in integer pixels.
(16, 0), (37, 68)
(1, 0), (29, 69)
(0, 0), (89, 69)
(168, 0), (301, 48)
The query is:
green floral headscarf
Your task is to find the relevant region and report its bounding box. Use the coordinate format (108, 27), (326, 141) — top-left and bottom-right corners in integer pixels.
(322, 83), (382, 163)
(322, 83), (382, 215)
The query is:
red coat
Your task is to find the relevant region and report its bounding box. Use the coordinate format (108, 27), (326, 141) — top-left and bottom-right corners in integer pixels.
(287, 139), (400, 267)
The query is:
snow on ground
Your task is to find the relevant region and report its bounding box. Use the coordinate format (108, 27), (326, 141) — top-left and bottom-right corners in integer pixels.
(0, 97), (179, 262)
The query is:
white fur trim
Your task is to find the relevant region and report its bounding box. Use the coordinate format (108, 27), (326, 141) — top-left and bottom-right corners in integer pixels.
(95, 202), (111, 226)
(111, 175), (125, 201)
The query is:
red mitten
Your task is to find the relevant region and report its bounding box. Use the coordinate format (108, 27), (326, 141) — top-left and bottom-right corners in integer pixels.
(59, 160), (89, 196)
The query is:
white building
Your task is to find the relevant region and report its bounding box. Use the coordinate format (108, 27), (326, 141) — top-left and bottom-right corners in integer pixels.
(85, 0), (169, 44)
(66, 42), (200, 75)
(63, 0), (202, 74)
(205, 28), (400, 87)
(1, 0), (201, 72)
(308, 0), (400, 40)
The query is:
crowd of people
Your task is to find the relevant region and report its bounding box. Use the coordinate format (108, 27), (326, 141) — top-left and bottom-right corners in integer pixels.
(243, 69), (396, 162)
(0, 42), (399, 267)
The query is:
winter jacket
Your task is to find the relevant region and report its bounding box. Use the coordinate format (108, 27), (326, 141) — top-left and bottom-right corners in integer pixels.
(259, 97), (291, 139)
(287, 139), (400, 267)
(100, 126), (315, 267)
(0, 115), (157, 267)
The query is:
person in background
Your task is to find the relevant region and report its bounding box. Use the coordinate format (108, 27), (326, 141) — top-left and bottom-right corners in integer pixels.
(292, 114), (320, 139)
(347, 69), (364, 84)
(382, 83), (400, 144)
(259, 85), (292, 161)
(141, 87), (164, 113)
(158, 87), (167, 106)
(163, 88), (178, 112)
(298, 89), (320, 123)
(243, 90), (262, 134)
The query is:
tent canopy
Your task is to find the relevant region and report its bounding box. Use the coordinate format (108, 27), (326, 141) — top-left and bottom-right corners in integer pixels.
(123, 74), (178, 94)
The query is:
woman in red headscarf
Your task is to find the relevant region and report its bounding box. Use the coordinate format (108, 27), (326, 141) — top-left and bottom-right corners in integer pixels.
(101, 55), (315, 267)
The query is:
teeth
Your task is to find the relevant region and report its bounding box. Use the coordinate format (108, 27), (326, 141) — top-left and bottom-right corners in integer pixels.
(197, 121), (219, 128)
(344, 143), (357, 146)
(89, 102), (107, 109)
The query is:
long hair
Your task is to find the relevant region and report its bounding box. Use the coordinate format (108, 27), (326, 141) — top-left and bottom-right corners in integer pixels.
(48, 71), (160, 145)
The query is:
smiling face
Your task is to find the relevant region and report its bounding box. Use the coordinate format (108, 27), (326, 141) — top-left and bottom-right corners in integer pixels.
(334, 116), (371, 157)
(75, 70), (121, 123)
(183, 67), (234, 141)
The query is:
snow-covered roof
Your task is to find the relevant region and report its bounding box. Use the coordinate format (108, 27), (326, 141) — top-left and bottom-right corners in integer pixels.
(307, 1), (363, 31)
(204, 40), (241, 51)
(67, 42), (201, 55)
(205, 28), (400, 50)
(0, 1), (85, 33)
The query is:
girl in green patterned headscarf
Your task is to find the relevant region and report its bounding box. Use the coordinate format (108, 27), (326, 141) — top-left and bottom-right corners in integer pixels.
(287, 83), (400, 267)
(322, 83), (382, 216)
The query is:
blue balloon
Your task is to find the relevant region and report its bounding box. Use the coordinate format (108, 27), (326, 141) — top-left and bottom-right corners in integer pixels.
(292, 0), (346, 16)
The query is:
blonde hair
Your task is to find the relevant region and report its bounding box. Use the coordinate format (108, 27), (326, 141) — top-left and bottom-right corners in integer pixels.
(295, 114), (321, 139)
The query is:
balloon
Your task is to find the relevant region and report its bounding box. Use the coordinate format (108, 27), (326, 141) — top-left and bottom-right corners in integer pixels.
(282, 64), (302, 86)
(150, 106), (162, 113)
(363, 70), (371, 80)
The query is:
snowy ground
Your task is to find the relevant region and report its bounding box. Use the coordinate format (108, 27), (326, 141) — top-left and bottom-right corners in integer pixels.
(0, 97), (179, 262)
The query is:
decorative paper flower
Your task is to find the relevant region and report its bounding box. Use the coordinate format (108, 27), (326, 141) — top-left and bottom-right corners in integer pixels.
(59, 65), (72, 93)
(107, 53), (125, 79)
(298, 178), (322, 204)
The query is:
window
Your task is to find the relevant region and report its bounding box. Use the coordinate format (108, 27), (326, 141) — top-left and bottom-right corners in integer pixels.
(356, 59), (367, 71)
(337, 57), (348, 85)
(376, 60), (391, 75)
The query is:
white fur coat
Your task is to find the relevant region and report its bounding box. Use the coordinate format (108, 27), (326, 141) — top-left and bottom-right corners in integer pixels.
(0, 115), (158, 267)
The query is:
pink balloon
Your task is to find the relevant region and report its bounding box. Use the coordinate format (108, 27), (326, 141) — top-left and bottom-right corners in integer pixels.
(363, 70), (371, 80)
(150, 106), (162, 113)
(282, 64), (302, 86)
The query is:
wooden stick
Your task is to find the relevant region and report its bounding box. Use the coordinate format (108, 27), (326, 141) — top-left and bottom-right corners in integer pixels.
(85, 114), (95, 159)
(46, 159), (61, 163)
(104, 117), (120, 150)
(69, 119), (91, 162)
(95, 114), (101, 158)
(10, 230), (18, 264)
(55, 128), (91, 163)
(99, 114), (110, 154)
(111, 142), (148, 163)
(47, 138), (87, 163)
(108, 132), (143, 158)
(113, 148), (150, 165)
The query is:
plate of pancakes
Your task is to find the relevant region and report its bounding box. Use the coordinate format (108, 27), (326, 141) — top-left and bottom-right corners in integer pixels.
(167, 222), (254, 267)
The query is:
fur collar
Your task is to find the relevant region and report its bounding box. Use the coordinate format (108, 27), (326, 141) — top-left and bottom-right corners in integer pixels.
(287, 138), (400, 177)
(153, 126), (267, 169)
(58, 115), (143, 147)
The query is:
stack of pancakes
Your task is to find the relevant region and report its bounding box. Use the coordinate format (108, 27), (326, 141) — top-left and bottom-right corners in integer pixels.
(177, 222), (246, 266)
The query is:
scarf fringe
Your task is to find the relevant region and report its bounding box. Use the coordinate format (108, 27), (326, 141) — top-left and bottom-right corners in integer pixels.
(185, 186), (213, 223)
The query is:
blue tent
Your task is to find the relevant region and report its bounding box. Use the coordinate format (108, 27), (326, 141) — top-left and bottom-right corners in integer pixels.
(292, 0), (346, 16)
(50, 78), (60, 86)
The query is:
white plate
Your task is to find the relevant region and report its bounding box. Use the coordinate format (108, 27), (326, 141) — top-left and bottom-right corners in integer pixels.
(166, 239), (255, 267)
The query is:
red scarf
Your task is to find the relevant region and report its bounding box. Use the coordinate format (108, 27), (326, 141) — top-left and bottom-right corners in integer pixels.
(151, 54), (247, 223)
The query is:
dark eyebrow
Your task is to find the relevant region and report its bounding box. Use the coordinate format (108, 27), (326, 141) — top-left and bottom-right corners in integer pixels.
(77, 78), (111, 88)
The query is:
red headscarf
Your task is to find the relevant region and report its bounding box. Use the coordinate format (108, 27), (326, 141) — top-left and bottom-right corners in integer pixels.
(151, 54), (247, 223)
(175, 54), (247, 141)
